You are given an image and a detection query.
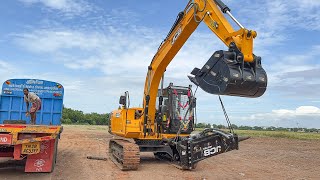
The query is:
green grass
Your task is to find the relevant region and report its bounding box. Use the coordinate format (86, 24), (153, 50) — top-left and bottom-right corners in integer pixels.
(195, 128), (320, 140)
(63, 124), (108, 131)
(234, 130), (320, 140)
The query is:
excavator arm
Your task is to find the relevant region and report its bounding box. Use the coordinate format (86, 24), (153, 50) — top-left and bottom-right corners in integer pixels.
(109, 0), (267, 171)
(143, 0), (267, 135)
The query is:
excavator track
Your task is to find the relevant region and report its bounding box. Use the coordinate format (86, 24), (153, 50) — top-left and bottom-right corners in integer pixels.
(109, 139), (140, 170)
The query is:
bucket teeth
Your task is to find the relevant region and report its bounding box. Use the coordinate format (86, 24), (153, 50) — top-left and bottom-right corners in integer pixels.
(188, 50), (267, 98)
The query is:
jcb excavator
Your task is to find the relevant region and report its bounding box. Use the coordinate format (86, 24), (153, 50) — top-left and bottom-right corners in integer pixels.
(108, 0), (267, 170)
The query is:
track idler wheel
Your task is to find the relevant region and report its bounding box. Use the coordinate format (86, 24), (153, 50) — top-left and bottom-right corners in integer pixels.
(188, 47), (267, 98)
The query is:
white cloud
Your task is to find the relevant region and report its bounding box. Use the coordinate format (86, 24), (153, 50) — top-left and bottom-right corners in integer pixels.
(292, 106), (320, 114)
(237, 106), (320, 128)
(262, 44), (320, 98)
(0, 61), (15, 72)
(299, 0), (320, 7)
(20, 0), (92, 16)
(231, 0), (320, 55)
(12, 21), (225, 79)
(14, 30), (104, 53)
(11, 24), (226, 114)
(0, 60), (21, 83)
(270, 106), (320, 118)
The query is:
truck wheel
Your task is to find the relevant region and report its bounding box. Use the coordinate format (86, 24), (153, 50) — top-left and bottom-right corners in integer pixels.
(50, 138), (58, 172)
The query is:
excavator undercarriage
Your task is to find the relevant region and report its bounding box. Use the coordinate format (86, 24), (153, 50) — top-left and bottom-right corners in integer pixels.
(109, 139), (140, 170)
(109, 128), (240, 170)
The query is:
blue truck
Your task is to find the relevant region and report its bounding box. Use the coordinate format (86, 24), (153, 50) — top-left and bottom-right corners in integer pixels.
(0, 79), (64, 172)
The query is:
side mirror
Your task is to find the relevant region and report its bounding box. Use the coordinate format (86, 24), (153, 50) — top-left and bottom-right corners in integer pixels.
(119, 95), (126, 106)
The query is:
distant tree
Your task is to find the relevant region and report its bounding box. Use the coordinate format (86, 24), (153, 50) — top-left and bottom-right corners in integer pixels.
(253, 126), (263, 130)
(196, 123), (206, 128)
(62, 106), (109, 125)
(266, 126), (276, 131)
(308, 128), (318, 133)
(217, 124), (226, 129)
(275, 127), (288, 131)
(205, 123), (211, 128)
(61, 118), (72, 124)
(231, 124), (238, 129)
(238, 126), (252, 130)
(212, 124), (218, 128)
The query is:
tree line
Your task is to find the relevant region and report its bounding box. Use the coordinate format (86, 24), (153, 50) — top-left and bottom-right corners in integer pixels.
(61, 107), (319, 133)
(62, 106), (109, 125)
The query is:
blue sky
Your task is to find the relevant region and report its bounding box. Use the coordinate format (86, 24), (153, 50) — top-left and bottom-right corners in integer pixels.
(0, 0), (319, 128)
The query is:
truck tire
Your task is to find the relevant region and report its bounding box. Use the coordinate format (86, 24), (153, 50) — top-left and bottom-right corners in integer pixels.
(50, 138), (58, 172)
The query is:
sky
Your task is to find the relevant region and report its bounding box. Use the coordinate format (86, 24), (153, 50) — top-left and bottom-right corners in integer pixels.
(0, 0), (319, 128)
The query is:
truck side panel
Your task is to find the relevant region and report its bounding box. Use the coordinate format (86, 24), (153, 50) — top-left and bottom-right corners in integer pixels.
(0, 79), (64, 125)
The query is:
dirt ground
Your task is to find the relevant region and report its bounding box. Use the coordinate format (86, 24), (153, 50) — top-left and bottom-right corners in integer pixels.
(1, 125), (319, 180)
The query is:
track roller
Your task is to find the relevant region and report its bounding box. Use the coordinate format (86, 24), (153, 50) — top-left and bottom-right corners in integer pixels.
(109, 139), (140, 170)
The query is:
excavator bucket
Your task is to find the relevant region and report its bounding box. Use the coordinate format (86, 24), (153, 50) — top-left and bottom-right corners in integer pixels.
(188, 50), (267, 98)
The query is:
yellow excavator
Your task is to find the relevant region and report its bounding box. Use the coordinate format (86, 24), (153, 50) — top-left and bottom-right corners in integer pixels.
(108, 0), (267, 170)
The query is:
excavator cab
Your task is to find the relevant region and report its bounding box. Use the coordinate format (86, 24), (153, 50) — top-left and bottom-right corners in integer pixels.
(158, 83), (195, 134)
(188, 44), (267, 98)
